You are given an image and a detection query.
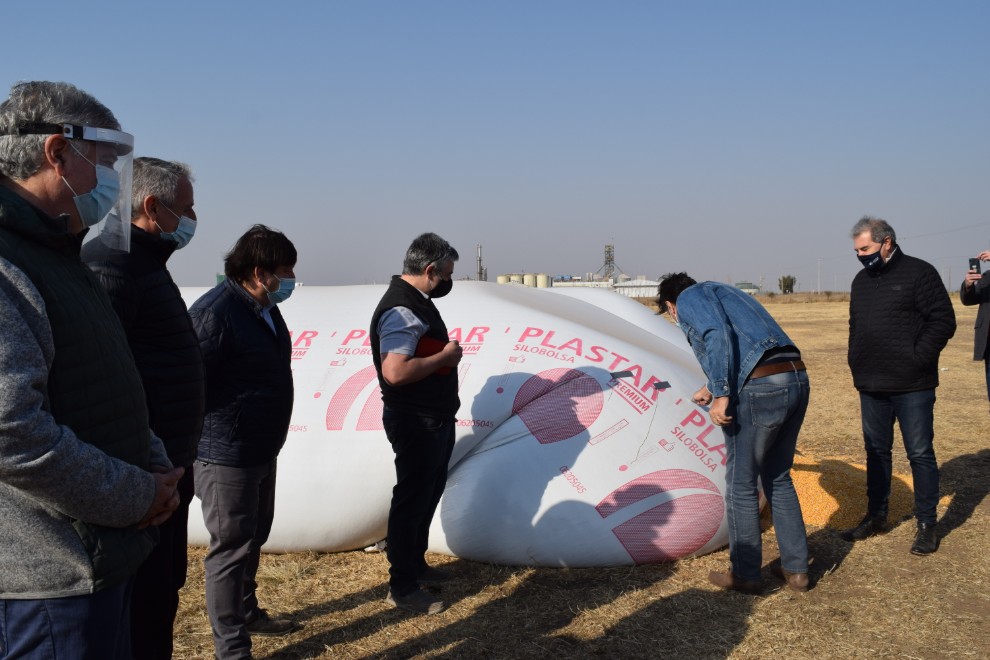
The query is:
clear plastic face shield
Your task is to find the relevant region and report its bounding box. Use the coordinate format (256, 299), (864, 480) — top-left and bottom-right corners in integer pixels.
(64, 125), (134, 252)
(0, 122), (134, 250)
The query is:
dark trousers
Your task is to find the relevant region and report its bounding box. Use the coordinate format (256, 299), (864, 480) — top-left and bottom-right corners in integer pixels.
(860, 390), (940, 524)
(0, 579), (133, 659)
(195, 459), (277, 660)
(130, 468), (195, 660)
(383, 408), (456, 596)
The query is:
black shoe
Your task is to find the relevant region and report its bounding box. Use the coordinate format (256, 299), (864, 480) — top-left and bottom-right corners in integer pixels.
(417, 565), (452, 584)
(911, 522), (939, 555)
(386, 587), (445, 614)
(840, 514), (886, 542)
(245, 608), (298, 636)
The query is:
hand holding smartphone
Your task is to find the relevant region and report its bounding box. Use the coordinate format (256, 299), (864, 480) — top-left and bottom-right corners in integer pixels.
(970, 258), (981, 274)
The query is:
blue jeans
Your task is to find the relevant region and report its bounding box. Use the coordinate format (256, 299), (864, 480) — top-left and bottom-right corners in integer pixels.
(0, 579), (133, 659)
(723, 370), (810, 582)
(859, 389), (939, 524)
(383, 408), (455, 596)
(195, 459), (278, 660)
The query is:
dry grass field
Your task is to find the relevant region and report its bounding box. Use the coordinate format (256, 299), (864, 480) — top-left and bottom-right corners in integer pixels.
(175, 297), (990, 659)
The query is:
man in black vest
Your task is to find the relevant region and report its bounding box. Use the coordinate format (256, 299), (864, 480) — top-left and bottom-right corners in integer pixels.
(961, 249), (990, 406)
(370, 232), (462, 615)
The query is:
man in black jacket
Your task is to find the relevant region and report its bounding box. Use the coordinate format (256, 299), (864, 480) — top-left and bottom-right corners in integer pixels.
(960, 249), (990, 404)
(843, 216), (956, 555)
(371, 233), (462, 615)
(82, 157), (205, 659)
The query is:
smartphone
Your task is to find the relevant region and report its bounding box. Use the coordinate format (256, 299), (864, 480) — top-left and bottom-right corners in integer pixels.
(970, 258), (981, 274)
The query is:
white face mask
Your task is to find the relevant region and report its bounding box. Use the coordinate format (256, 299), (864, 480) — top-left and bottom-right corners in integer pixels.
(62, 143), (121, 227)
(156, 202), (197, 249)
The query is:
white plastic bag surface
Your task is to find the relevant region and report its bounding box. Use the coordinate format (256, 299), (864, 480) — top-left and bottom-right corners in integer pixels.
(182, 282), (729, 566)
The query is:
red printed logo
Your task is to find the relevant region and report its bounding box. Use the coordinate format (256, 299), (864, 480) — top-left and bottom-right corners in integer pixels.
(512, 368), (604, 444)
(597, 469), (723, 564)
(289, 329), (319, 361)
(324, 365), (383, 432)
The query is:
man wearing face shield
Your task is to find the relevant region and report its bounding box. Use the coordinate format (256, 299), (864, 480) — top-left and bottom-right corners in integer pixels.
(370, 232), (463, 615)
(188, 224), (299, 658)
(844, 216), (956, 556)
(82, 157), (205, 659)
(0, 81), (183, 657)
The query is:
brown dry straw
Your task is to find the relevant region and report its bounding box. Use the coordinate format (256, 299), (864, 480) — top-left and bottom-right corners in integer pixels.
(175, 298), (990, 659)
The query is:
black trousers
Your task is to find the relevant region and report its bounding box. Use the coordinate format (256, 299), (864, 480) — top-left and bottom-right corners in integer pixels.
(130, 467), (195, 659)
(383, 408), (456, 596)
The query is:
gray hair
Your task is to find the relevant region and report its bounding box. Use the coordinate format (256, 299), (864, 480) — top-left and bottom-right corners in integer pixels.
(402, 232), (459, 276)
(850, 215), (896, 245)
(0, 81), (120, 180)
(131, 157), (193, 219)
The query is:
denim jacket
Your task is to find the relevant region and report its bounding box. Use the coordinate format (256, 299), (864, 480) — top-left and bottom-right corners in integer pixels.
(675, 281), (796, 399)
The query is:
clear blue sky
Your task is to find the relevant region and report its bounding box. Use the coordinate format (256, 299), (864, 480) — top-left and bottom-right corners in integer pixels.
(4, 1), (988, 291)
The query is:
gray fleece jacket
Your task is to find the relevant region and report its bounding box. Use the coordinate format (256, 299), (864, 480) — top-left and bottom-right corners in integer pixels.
(0, 186), (169, 599)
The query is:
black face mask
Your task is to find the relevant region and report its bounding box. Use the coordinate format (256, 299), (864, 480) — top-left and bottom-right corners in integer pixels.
(430, 277), (453, 299)
(858, 250), (884, 272)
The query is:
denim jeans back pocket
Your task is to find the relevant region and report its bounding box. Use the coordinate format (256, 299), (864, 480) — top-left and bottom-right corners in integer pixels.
(747, 387), (789, 430)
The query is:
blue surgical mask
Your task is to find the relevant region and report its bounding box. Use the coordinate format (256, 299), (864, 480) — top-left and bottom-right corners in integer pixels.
(62, 144), (121, 227)
(156, 203), (197, 249)
(264, 274), (296, 305)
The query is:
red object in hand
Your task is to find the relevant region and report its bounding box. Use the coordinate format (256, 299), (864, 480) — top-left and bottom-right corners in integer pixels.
(415, 336), (452, 375)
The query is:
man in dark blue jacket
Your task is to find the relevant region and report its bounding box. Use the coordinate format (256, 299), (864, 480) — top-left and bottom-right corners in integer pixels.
(189, 224), (298, 659)
(82, 157), (205, 659)
(843, 216), (956, 555)
(371, 233), (463, 615)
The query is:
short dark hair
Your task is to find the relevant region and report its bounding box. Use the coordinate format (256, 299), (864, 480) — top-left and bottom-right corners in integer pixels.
(224, 224), (297, 283)
(656, 272), (697, 314)
(402, 232), (458, 276)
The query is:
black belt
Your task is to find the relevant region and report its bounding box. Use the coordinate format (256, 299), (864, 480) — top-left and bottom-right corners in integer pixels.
(748, 359), (806, 381)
